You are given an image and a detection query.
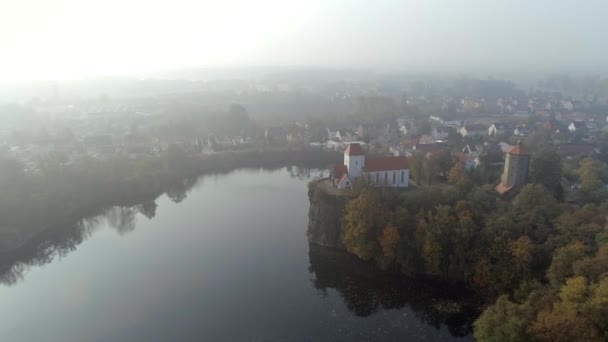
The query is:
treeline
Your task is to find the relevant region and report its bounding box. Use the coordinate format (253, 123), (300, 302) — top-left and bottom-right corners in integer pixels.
(0, 147), (339, 252)
(339, 150), (608, 341)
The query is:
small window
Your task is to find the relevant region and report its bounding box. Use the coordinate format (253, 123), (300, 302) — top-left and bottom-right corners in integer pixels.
(375, 173), (379, 183)
(384, 172), (388, 185)
(401, 171), (405, 183)
(356, 161), (358, 166)
(392, 172), (396, 184)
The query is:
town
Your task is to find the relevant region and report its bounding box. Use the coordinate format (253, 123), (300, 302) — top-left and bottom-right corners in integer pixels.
(5, 75), (607, 205)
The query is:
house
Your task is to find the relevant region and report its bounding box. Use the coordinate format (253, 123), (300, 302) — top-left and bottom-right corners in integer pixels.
(412, 143), (447, 156)
(488, 123), (514, 137)
(459, 123), (487, 138)
(568, 121), (587, 133)
(462, 144), (482, 158)
(514, 125), (529, 137)
(418, 134), (435, 145)
(563, 100), (574, 111)
(432, 126), (452, 141)
(329, 143), (409, 189)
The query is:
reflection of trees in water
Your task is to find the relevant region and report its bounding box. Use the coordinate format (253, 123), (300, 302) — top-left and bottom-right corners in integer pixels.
(0, 172), (206, 287)
(0, 204), (147, 286)
(106, 207), (137, 235)
(307, 244), (479, 338)
(135, 200), (158, 219)
(166, 177), (198, 203)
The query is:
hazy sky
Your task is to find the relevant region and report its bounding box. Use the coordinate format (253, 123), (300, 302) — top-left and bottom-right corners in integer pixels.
(1, 0), (606, 82)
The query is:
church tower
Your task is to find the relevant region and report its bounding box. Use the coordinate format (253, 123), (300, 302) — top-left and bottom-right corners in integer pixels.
(344, 143), (365, 180)
(496, 142), (530, 195)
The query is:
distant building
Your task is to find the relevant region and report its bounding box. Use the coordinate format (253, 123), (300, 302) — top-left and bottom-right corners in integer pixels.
(459, 123), (487, 138)
(329, 143), (409, 189)
(488, 123), (513, 137)
(495, 143), (530, 195)
(568, 121), (587, 133)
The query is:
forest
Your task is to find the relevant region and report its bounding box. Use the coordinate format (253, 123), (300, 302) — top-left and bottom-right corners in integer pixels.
(338, 146), (608, 341)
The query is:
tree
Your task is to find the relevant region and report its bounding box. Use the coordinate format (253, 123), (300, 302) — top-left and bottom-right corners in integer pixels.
(378, 224), (400, 263)
(572, 245), (608, 282)
(473, 295), (533, 342)
(530, 145), (562, 198)
(578, 158), (608, 202)
(342, 188), (389, 261)
(546, 241), (588, 288)
(530, 307), (600, 342)
(512, 184), (559, 242)
(510, 235), (534, 282)
(448, 162), (472, 191)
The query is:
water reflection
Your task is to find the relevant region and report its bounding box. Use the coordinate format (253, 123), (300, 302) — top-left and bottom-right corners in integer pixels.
(308, 243), (479, 338)
(0, 166), (321, 287)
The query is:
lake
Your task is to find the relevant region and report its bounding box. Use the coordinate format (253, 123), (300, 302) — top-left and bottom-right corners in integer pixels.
(0, 167), (476, 341)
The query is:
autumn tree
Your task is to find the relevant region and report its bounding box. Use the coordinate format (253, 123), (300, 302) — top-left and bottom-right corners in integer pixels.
(342, 188), (389, 261)
(546, 241), (588, 288)
(473, 295), (534, 342)
(378, 224), (400, 267)
(448, 162), (472, 191)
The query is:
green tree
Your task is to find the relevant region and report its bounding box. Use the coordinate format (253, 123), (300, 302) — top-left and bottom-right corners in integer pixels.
(473, 295), (533, 342)
(530, 145), (562, 198)
(578, 158), (608, 202)
(512, 184), (559, 242)
(546, 241), (588, 288)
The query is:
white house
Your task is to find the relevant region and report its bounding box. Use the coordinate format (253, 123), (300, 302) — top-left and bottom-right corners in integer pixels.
(459, 123), (487, 138)
(488, 123), (513, 137)
(432, 126), (451, 141)
(568, 121), (587, 133)
(330, 143), (409, 189)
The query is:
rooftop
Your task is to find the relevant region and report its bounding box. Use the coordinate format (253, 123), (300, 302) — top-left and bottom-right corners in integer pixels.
(344, 143), (364, 156)
(364, 156), (409, 172)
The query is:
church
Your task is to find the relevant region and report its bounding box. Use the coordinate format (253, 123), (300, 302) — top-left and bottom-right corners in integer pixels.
(330, 143), (409, 189)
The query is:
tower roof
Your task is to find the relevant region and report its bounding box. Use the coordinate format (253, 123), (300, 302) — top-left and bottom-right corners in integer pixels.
(507, 143), (529, 155)
(344, 143), (364, 156)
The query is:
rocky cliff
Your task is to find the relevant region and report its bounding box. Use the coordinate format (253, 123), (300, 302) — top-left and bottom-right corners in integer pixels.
(307, 179), (352, 249)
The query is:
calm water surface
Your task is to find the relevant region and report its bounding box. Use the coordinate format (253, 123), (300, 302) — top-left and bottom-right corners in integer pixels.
(0, 167), (475, 341)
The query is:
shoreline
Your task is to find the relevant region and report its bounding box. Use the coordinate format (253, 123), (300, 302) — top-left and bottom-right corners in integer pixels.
(0, 148), (340, 256)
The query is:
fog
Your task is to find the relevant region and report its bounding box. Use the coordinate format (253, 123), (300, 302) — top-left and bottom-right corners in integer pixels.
(2, 0), (607, 83)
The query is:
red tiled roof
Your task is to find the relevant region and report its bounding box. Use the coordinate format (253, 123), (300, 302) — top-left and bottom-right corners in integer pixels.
(557, 144), (595, 155)
(338, 173), (350, 183)
(507, 143), (529, 155)
(344, 143), (364, 156)
(332, 164), (347, 176)
(364, 156), (409, 172)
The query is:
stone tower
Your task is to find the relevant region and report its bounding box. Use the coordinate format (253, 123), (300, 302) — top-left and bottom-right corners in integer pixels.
(496, 142), (530, 195)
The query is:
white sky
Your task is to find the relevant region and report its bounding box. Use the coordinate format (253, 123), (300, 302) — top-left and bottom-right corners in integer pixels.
(1, 0), (607, 82)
